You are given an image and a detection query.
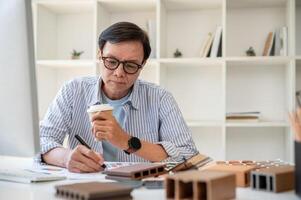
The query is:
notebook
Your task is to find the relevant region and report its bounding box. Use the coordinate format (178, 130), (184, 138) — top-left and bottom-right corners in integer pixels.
(0, 168), (66, 183)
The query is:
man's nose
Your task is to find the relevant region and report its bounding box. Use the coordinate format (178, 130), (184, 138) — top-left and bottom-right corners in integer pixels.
(113, 63), (126, 77)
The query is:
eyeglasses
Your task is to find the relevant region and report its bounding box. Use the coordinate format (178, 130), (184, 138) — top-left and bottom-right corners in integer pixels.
(101, 56), (143, 74)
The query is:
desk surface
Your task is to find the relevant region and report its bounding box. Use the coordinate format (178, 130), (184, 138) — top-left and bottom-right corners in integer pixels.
(0, 156), (299, 200)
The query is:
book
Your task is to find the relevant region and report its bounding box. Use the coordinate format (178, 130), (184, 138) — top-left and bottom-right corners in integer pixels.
(55, 182), (133, 200)
(200, 32), (214, 57)
(274, 28), (281, 56)
(226, 111), (261, 122)
(210, 26), (223, 58)
(217, 31), (222, 57)
(280, 26), (288, 56)
(270, 32), (276, 56)
(262, 32), (275, 56)
(226, 116), (259, 121)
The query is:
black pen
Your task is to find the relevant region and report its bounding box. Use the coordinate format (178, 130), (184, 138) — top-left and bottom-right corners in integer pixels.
(75, 134), (106, 169)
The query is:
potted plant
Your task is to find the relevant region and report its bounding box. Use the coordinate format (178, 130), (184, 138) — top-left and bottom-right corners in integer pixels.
(71, 49), (84, 59)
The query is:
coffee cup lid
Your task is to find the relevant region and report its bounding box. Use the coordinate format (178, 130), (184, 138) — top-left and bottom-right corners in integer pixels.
(87, 104), (113, 113)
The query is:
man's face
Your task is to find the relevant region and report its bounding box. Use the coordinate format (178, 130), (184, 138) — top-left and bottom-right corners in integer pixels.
(100, 41), (144, 98)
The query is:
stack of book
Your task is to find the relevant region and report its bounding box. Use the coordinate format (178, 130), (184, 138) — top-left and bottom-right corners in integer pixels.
(200, 26), (222, 58)
(262, 26), (287, 56)
(226, 111), (261, 122)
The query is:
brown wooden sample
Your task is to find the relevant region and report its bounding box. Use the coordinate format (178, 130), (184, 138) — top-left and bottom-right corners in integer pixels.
(104, 163), (166, 181)
(165, 170), (236, 200)
(169, 153), (212, 173)
(206, 162), (257, 187)
(251, 166), (295, 193)
(55, 181), (133, 200)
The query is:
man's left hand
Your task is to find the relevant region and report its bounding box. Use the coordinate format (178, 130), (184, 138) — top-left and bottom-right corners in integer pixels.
(91, 111), (129, 149)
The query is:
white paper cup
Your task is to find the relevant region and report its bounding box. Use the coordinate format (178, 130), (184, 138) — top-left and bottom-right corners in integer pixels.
(87, 104), (113, 141)
(87, 104), (114, 121)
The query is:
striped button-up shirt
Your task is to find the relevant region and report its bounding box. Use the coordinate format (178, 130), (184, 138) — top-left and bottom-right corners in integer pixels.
(40, 76), (198, 162)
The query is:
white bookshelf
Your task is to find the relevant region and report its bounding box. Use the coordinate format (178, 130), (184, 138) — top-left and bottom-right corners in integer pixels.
(32, 0), (300, 162)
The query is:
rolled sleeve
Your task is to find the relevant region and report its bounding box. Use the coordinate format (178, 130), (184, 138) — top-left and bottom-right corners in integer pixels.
(158, 91), (198, 162)
(155, 141), (180, 162)
(39, 81), (74, 157)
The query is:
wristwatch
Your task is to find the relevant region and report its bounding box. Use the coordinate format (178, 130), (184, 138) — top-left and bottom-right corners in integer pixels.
(124, 137), (141, 154)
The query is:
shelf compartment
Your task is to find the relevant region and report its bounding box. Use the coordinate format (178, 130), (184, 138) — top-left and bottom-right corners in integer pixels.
(159, 0), (223, 58)
(226, 1), (289, 57)
(226, 63), (291, 122)
(34, 1), (94, 60)
(160, 64), (224, 122)
(191, 127), (224, 160)
(226, 127), (289, 161)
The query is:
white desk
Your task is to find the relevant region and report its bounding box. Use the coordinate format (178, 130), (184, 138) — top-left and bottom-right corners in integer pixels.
(0, 156), (299, 200)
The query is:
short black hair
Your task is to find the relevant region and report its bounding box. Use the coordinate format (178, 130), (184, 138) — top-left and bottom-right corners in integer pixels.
(98, 22), (151, 64)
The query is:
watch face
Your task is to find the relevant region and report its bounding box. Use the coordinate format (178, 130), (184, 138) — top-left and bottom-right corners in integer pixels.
(130, 137), (141, 150)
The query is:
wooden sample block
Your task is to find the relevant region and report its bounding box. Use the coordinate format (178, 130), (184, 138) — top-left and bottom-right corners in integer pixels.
(104, 163), (166, 181)
(169, 153), (212, 173)
(55, 181), (133, 200)
(206, 162), (257, 187)
(251, 166), (295, 193)
(165, 170), (236, 200)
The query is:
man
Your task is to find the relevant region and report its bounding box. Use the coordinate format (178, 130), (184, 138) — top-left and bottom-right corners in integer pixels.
(40, 22), (197, 173)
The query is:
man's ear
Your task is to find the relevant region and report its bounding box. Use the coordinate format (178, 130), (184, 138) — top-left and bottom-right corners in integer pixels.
(141, 59), (147, 66)
(97, 49), (102, 58)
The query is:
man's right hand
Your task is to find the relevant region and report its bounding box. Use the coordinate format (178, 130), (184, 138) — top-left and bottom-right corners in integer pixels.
(64, 145), (104, 173)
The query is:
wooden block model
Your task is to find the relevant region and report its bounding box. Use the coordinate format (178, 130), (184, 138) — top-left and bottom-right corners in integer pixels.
(165, 170), (236, 200)
(104, 163), (167, 181)
(55, 182), (133, 200)
(206, 161), (258, 187)
(169, 153), (212, 173)
(251, 166), (295, 193)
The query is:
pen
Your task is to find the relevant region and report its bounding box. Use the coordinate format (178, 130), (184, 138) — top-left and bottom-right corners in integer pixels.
(75, 134), (106, 169)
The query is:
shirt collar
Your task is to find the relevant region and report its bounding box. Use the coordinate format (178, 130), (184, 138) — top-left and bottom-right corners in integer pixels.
(89, 76), (140, 110)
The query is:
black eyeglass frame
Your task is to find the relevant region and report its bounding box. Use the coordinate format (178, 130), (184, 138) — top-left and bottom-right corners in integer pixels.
(101, 56), (143, 74)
